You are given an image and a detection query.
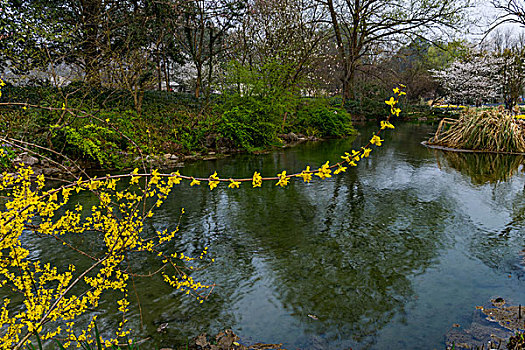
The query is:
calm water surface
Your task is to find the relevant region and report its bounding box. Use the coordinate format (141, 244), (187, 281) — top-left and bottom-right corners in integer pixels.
(26, 123), (525, 349)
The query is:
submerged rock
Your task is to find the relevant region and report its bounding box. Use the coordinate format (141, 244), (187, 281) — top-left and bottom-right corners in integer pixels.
(481, 304), (524, 333)
(446, 299), (525, 349)
(192, 329), (283, 350)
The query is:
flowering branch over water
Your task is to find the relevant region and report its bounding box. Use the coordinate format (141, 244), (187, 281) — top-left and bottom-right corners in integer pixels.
(110, 85), (403, 189)
(0, 81), (404, 348)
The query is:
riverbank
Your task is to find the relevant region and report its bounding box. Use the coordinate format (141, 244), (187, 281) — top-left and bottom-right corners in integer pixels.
(0, 86), (361, 174)
(0, 131), (330, 180)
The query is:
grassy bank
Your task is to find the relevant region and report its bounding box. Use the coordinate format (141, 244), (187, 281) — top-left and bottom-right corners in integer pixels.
(0, 85), (356, 171)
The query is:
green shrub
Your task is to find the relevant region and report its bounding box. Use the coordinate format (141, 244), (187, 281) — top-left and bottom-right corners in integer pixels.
(0, 144), (16, 171)
(292, 99), (356, 137)
(52, 123), (125, 168)
(216, 95), (282, 151)
(344, 97), (392, 120)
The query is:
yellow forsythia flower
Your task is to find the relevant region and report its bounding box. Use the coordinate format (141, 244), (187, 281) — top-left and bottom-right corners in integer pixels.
(297, 166), (312, 183)
(228, 179), (241, 189)
(391, 107), (401, 117)
(276, 171), (289, 187)
(370, 135), (384, 146)
(385, 97), (397, 107)
(168, 171), (182, 185)
(316, 161), (332, 179)
(361, 147), (372, 157)
(380, 121), (395, 130)
(208, 172), (220, 190)
(334, 165), (347, 175)
(252, 171), (262, 188)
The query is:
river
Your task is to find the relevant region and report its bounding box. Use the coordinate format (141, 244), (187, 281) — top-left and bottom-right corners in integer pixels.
(21, 122), (525, 349)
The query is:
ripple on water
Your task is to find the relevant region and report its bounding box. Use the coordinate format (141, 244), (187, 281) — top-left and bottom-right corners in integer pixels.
(13, 123), (525, 349)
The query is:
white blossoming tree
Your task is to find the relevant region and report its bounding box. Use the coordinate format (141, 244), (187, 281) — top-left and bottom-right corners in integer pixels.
(431, 52), (503, 106)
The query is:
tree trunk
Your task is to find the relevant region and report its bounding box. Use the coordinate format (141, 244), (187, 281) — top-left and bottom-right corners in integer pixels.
(157, 51), (162, 91)
(195, 64), (202, 98)
(81, 0), (102, 86)
(164, 54), (170, 92)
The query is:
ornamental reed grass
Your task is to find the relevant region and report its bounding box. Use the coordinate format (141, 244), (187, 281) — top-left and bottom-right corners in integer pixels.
(0, 82), (405, 349)
(429, 109), (525, 153)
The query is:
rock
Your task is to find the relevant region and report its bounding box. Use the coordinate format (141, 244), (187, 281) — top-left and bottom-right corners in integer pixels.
(216, 137), (235, 150)
(446, 299), (523, 349)
(156, 322), (169, 333)
(21, 153), (39, 166)
(279, 132), (299, 142)
(195, 334), (209, 348)
(491, 297), (505, 307)
(192, 330), (281, 350)
(163, 153), (172, 159)
(482, 304), (523, 331)
(170, 154), (179, 160)
(215, 329), (238, 349)
(43, 167), (59, 176)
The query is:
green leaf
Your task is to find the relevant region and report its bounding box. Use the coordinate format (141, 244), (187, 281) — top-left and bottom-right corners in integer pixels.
(35, 332), (43, 350)
(55, 339), (68, 350)
(94, 321), (102, 350)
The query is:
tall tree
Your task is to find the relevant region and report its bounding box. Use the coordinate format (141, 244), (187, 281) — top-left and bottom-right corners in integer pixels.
(490, 30), (525, 110)
(170, 0), (245, 98)
(319, 0), (471, 101)
(225, 0), (329, 94)
(0, 0), (74, 78)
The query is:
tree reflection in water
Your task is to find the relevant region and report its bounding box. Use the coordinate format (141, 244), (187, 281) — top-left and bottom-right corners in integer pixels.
(433, 150), (525, 185)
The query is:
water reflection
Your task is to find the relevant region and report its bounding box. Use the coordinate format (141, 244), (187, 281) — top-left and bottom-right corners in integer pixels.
(427, 149), (525, 280)
(467, 180), (525, 279)
(7, 123), (525, 349)
(227, 171), (453, 349)
(433, 150), (525, 184)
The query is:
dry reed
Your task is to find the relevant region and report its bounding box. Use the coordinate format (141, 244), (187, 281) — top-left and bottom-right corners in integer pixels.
(429, 109), (525, 153)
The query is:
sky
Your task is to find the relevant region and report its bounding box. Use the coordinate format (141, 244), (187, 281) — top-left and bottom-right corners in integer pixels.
(468, 0), (525, 40)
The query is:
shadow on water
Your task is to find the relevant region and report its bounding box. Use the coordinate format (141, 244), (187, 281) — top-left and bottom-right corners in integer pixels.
(231, 182), (453, 349)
